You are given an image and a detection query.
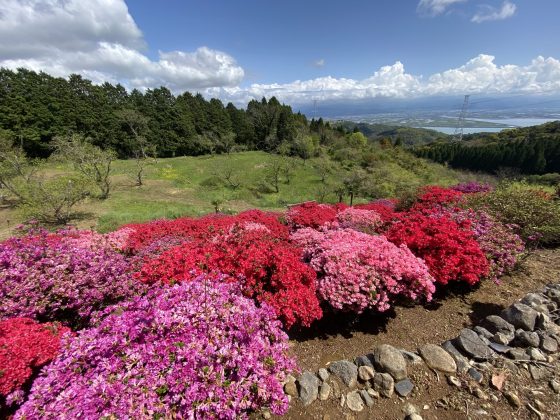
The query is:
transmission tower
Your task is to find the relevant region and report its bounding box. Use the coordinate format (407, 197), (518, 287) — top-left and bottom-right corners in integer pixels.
(452, 95), (470, 141)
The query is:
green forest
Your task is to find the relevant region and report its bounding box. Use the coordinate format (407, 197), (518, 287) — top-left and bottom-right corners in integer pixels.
(414, 122), (560, 174)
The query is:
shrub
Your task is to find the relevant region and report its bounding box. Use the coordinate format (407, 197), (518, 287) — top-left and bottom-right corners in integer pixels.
(451, 182), (493, 194)
(16, 280), (295, 419)
(0, 318), (71, 410)
(413, 185), (464, 209)
(291, 228), (436, 313)
(0, 229), (143, 328)
(385, 213), (490, 286)
(286, 201), (347, 230)
(466, 182), (560, 245)
(136, 225), (322, 329)
(354, 199), (397, 223)
(336, 207), (382, 234)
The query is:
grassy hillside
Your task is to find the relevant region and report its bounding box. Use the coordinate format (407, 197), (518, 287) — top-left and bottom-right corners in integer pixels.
(0, 151), (467, 238)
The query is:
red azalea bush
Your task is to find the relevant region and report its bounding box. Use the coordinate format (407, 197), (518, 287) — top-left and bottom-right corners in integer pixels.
(0, 318), (71, 409)
(291, 228), (435, 313)
(412, 186), (464, 210)
(286, 202), (347, 230)
(354, 199), (397, 223)
(136, 224), (322, 329)
(385, 212), (490, 286)
(122, 210), (288, 253)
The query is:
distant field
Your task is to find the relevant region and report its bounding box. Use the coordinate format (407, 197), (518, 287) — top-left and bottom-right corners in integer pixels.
(0, 151), (465, 238)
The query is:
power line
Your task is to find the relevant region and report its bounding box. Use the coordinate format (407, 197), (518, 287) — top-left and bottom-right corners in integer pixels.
(452, 95), (470, 141)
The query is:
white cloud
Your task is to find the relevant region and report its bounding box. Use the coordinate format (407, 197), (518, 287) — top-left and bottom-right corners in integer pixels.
(0, 0), (244, 90)
(207, 55), (560, 105)
(417, 0), (467, 16)
(313, 59), (325, 68)
(472, 1), (517, 23)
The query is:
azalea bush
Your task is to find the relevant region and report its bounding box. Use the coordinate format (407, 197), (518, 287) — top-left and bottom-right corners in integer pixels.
(122, 209), (288, 253)
(412, 185), (464, 210)
(385, 212), (490, 286)
(136, 225), (322, 329)
(16, 279), (295, 419)
(291, 228), (436, 313)
(451, 182), (493, 194)
(354, 199), (397, 223)
(286, 201), (346, 230)
(0, 229), (143, 328)
(0, 318), (71, 411)
(336, 207), (383, 234)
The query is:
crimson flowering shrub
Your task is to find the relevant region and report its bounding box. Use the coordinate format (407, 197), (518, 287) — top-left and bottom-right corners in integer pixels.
(429, 207), (525, 281)
(413, 186), (464, 210)
(336, 207), (383, 234)
(286, 202), (347, 230)
(123, 210), (288, 253)
(136, 225), (322, 329)
(354, 200), (397, 223)
(451, 182), (493, 194)
(0, 230), (144, 328)
(385, 213), (490, 286)
(291, 228), (436, 313)
(16, 279), (295, 419)
(0, 318), (71, 409)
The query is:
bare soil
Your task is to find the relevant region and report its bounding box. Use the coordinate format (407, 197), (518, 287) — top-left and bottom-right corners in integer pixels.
(281, 248), (560, 419)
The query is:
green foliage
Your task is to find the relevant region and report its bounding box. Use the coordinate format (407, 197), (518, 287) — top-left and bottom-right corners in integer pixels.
(466, 182), (560, 245)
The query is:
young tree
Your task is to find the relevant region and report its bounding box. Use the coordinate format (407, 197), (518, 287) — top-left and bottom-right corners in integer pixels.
(51, 134), (117, 199)
(265, 156), (284, 193)
(313, 156), (336, 184)
(343, 169), (367, 205)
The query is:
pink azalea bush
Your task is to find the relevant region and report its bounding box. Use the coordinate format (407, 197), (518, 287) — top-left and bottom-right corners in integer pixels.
(0, 229), (144, 328)
(16, 278), (295, 419)
(336, 207), (383, 234)
(291, 228), (436, 313)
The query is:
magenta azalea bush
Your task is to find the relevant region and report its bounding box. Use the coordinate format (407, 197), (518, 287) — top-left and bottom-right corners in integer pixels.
(291, 228), (436, 313)
(0, 229), (143, 328)
(335, 207), (382, 234)
(16, 278), (294, 419)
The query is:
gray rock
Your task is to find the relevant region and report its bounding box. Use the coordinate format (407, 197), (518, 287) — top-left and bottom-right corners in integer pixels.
(467, 367), (483, 383)
(373, 372), (394, 398)
(501, 302), (538, 331)
(395, 379), (414, 397)
(297, 371), (320, 406)
(549, 379), (560, 393)
(419, 344), (457, 373)
(489, 342), (512, 354)
(540, 335), (559, 353)
(358, 365), (375, 381)
(522, 293), (550, 308)
(482, 315), (515, 334)
(354, 354), (374, 369)
(447, 375), (461, 387)
(474, 326), (494, 339)
(318, 382), (331, 400)
(478, 335), (491, 346)
(407, 415), (423, 420)
(441, 340), (469, 373)
(515, 329), (540, 347)
(507, 347), (529, 360)
(492, 331), (514, 345)
(529, 365), (547, 381)
(367, 388), (380, 398)
(328, 360), (358, 388)
(373, 344), (407, 381)
(346, 390), (364, 412)
(528, 347), (547, 362)
(359, 389), (374, 407)
(400, 349), (424, 365)
(318, 368), (330, 382)
(544, 288), (560, 304)
(503, 390), (521, 408)
(455, 328), (495, 360)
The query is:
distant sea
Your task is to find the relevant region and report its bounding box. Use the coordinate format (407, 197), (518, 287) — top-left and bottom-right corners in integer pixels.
(423, 117), (559, 135)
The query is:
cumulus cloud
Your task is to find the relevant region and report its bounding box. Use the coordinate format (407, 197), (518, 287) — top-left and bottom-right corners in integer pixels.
(207, 55), (560, 105)
(472, 1), (517, 23)
(0, 0), (244, 90)
(417, 0), (467, 16)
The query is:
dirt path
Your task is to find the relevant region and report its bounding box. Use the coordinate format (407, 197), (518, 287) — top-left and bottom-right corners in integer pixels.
(282, 248), (560, 419)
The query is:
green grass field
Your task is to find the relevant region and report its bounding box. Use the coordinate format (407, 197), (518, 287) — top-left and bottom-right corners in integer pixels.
(0, 151), (468, 237)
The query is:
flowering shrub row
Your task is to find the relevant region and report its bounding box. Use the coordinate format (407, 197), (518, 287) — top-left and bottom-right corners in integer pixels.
(136, 224), (322, 329)
(16, 279), (294, 419)
(292, 228), (436, 313)
(0, 229), (143, 328)
(0, 318), (71, 409)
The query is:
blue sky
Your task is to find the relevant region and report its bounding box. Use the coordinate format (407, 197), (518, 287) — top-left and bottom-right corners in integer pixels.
(1, 0), (559, 106)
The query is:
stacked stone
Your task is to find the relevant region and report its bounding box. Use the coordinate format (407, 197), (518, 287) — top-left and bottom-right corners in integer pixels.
(282, 283), (560, 418)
